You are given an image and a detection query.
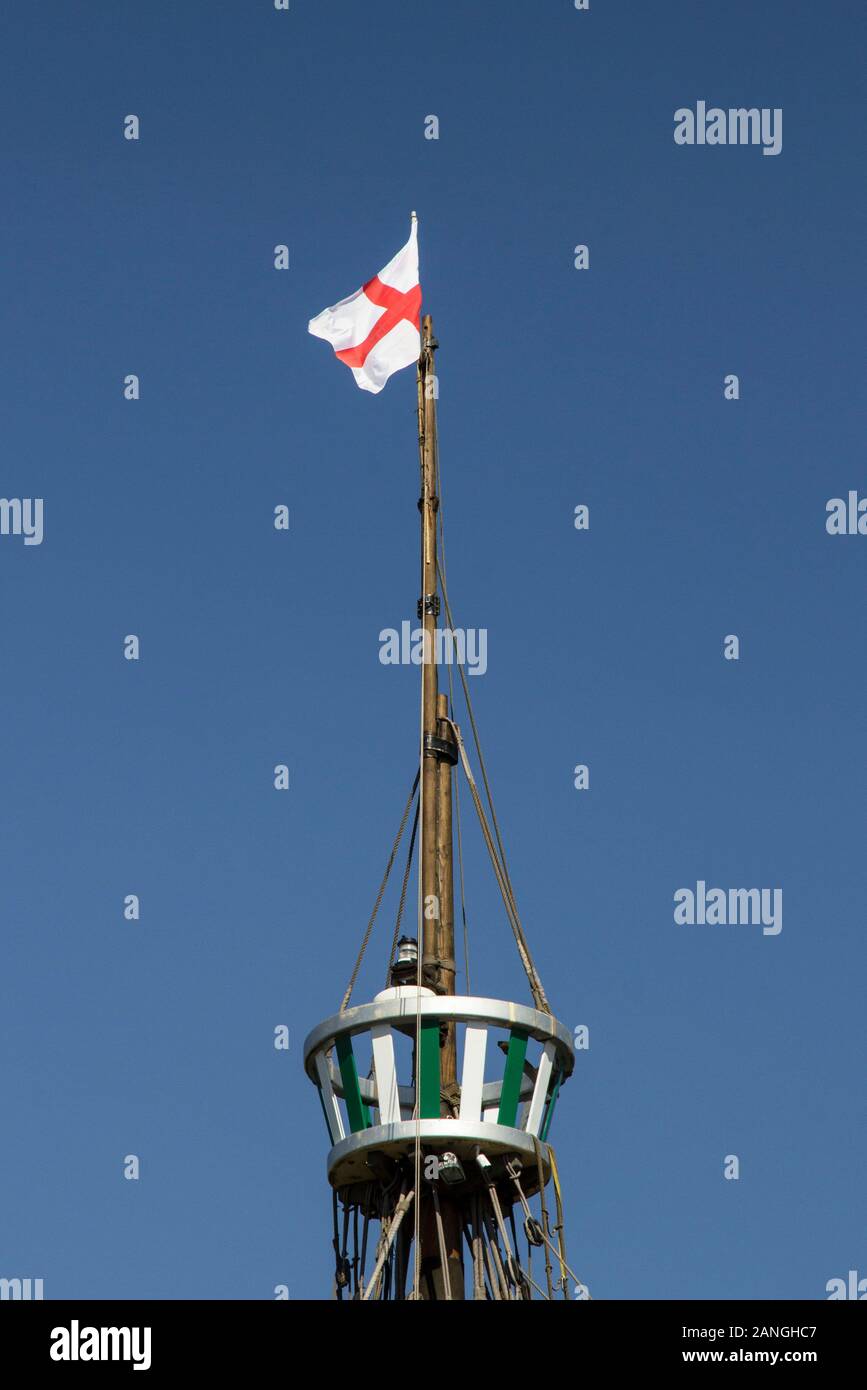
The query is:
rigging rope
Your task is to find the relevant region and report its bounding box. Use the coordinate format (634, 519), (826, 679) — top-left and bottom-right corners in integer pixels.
(439, 567), (518, 897)
(411, 347), (430, 1302)
(434, 443), (471, 995)
(339, 769), (419, 1013)
(435, 473), (550, 1010)
(385, 799), (420, 986)
(445, 716), (549, 1011)
(453, 734), (471, 993)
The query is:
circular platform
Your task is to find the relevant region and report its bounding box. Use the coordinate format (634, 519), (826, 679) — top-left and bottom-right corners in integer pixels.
(326, 1118), (553, 1195)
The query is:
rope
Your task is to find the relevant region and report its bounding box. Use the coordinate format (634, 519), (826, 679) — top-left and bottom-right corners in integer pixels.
(362, 1185), (414, 1302)
(478, 1209), (501, 1300)
(411, 346), (429, 1301)
(446, 716), (549, 1011)
(483, 1207), (512, 1300)
(436, 556), (523, 931)
(453, 732), (471, 993)
(331, 1189), (347, 1300)
(523, 1268), (553, 1301)
(434, 461), (549, 1009)
(431, 1184), (453, 1300)
(469, 1200), (486, 1299)
(385, 799), (420, 986)
(481, 1169), (520, 1291)
(359, 1188), (372, 1296)
(548, 1143), (588, 1297)
(535, 1140), (555, 1299)
(434, 437), (471, 994)
(339, 769), (419, 1013)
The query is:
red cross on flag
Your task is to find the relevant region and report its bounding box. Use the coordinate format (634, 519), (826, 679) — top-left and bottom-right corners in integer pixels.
(308, 215), (422, 394)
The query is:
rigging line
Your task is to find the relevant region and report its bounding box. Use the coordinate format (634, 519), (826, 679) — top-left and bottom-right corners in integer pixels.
(431, 1184), (453, 1300)
(366, 1196), (389, 1301)
(359, 1187), (372, 1293)
(362, 1184), (415, 1302)
(435, 555), (520, 915)
(412, 346), (428, 1302)
(549, 1143), (586, 1298)
(523, 1268), (553, 1302)
(481, 1166), (521, 1290)
(434, 439), (471, 994)
(536, 1227), (587, 1299)
(413, 706), (423, 1299)
(446, 716), (549, 1010)
(341, 1198), (351, 1285)
(385, 798), (420, 986)
(339, 769), (420, 1013)
(331, 1189), (344, 1301)
(395, 1208), (408, 1300)
(352, 1200), (360, 1298)
(466, 1200), (486, 1300)
(534, 1139), (555, 1299)
(481, 1226), (503, 1300)
(508, 1203), (523, 1293)
(435, 551), (550, 1009)
(453, 726), (471, 993)
(532, 1140), (587, 1298)
(482, 1207), (512, 1301)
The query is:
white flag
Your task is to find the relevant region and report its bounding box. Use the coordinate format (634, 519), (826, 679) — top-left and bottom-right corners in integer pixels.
(308, 215), (422, 394)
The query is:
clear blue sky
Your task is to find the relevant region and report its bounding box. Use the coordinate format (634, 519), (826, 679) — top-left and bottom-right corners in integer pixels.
(1, 1), (863, 1300)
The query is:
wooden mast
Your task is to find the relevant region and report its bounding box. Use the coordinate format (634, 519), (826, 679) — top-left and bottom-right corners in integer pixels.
(417, 311), (464, 1298)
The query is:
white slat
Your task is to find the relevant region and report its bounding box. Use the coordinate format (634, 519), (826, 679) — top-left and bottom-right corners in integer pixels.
(459, 1024), (488, 1123)
(525, 1040), (556, 1136)
(314, 1050), (345, 1144)
(371, 1025), (401, 1125)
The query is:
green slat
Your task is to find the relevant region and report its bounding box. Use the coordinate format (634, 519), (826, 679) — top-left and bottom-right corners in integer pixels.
(418, 1021), (441, 1119)
(540, 1068), (563, 1142)
(335, 1035), (371, 1133)
(497, 1029), (529, 1127)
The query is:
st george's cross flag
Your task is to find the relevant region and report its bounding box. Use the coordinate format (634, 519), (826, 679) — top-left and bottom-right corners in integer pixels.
(308, 215), (422, 394)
